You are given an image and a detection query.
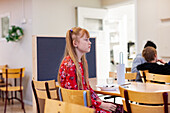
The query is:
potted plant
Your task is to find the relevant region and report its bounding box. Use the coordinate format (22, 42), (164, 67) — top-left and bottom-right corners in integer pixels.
(6, 25), (24, 42)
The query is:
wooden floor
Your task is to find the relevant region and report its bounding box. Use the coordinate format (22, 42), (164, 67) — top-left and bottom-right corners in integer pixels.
(0, 99), (33, 113)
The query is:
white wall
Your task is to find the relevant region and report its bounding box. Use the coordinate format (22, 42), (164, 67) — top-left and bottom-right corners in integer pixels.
(32, 0), (101, 36)
(137, 0), (170, 60)
(103, 0), (170, 60)
(0, 0), (101, 106)
(0, 0), (32, 105)
(101, 0), (134, 8)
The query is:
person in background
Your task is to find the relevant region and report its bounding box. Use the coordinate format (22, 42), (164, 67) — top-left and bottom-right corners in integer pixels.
(137, 47), (170, 75)
(58, 27), (123, 113)
(131, 41), (157, 82)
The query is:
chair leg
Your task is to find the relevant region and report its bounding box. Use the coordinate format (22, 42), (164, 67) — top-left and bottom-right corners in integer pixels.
(8, 94), (10, 104)
(11, 91), (14, 104)
(4, 91), (8, 113)
(0, 90), (1, 98)
(114, 97), (116, 103)
(2, 91), (4, 101)
(20, 90), (25, 113)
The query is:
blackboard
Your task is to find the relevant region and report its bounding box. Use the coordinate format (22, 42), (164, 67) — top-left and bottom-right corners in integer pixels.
(36, 37), (96, 81)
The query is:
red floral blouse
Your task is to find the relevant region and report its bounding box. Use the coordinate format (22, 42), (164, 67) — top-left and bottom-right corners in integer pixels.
(59, 56), (112, 113)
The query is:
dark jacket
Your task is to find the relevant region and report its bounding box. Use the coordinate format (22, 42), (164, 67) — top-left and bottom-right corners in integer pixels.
(137, 62), (170, 75)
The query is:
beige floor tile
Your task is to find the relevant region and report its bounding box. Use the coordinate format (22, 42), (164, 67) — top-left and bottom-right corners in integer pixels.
(0, 99), (33, 113)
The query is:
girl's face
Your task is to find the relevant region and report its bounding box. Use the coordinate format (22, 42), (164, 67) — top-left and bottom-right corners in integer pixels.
(74, 33), (91, 54)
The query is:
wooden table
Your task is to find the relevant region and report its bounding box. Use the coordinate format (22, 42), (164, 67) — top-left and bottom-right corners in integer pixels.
(91, 78), (170, 97)
(90, 78), (120, 97)
(120, 82), (170, 92)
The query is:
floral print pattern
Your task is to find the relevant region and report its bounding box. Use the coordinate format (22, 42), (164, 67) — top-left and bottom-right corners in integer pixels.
(59, 56), (113, 113)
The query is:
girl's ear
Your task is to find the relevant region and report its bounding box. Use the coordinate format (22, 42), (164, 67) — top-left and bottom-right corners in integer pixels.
(73, 40), (78, 48)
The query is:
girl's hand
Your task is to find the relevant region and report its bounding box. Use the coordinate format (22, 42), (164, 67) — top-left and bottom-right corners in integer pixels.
(157, 59), (166, 64)
(99, 102), (117, 112)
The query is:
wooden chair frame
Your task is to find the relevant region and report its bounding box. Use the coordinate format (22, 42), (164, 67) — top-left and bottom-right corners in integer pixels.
(125, 72), (137, 81)
(44, 99), (95, 113)
(0, 68), (25, 113)
(58, 87), (92, 107)
(139, 70), (149, 83)
(32, 80), (58, 113)
(119, 86), (170, 113)
(145, 73), (170, 83)
(0, 65), (8, 99)
(0, 64), (8, 83)
(104, 72), (136, 103)
(126, 67), (132, 73)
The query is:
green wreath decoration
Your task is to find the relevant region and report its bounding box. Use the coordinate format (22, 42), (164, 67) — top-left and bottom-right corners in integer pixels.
(6, 25), (24, 42)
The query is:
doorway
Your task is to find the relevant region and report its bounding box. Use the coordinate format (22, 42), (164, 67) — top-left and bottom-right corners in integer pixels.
(106, 4), (136, 72)
(77, 3), (136, 83)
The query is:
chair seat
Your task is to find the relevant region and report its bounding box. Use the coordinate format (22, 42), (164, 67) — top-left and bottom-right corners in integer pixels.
(0, 83), (6, 86)
(0, 83), (11, 86)
(0, 86), (23, 91)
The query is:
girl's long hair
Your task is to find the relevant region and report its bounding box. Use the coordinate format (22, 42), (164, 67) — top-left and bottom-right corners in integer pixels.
(58, 27), (90, 89)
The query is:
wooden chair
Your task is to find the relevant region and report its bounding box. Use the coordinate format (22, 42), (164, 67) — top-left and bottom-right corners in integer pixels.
(126, 67), (131, 73)
(104, 72), (117, 102)
(0, 64), (8, 83)
(125, 72), (137, 81)
(104, 72), (137, 103)
(0, 65), (9, 99)
(44, 99), (95, 113)
(109, 72), (117, 79)
(139, 70), (149, 83)
(119, 86), (170, 113)
(32, 80), (59, 113)
(58, 86), (92, 107)
(145, 73), (170, 84)
(0, 68), (25, 113)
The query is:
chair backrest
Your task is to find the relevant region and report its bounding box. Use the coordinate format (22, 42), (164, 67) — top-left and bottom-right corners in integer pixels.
(139, 70), (149, 83)
(32, 80), (58, 113)
(0, 64), (8, 70)
(44, 99), (95, 113)
(58, 87), (92, 107)
(119, 86), (170, 113)
(145, 73), (170, 83)
(0, 64), (8, 82)
(126, 67), (131, 73)
(2, 68), (25, 78)
(109, 72), (117, 80)
(125, 72), (137, 80)
(109, 72), (116, 78)
(2, 68), (25, 90)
